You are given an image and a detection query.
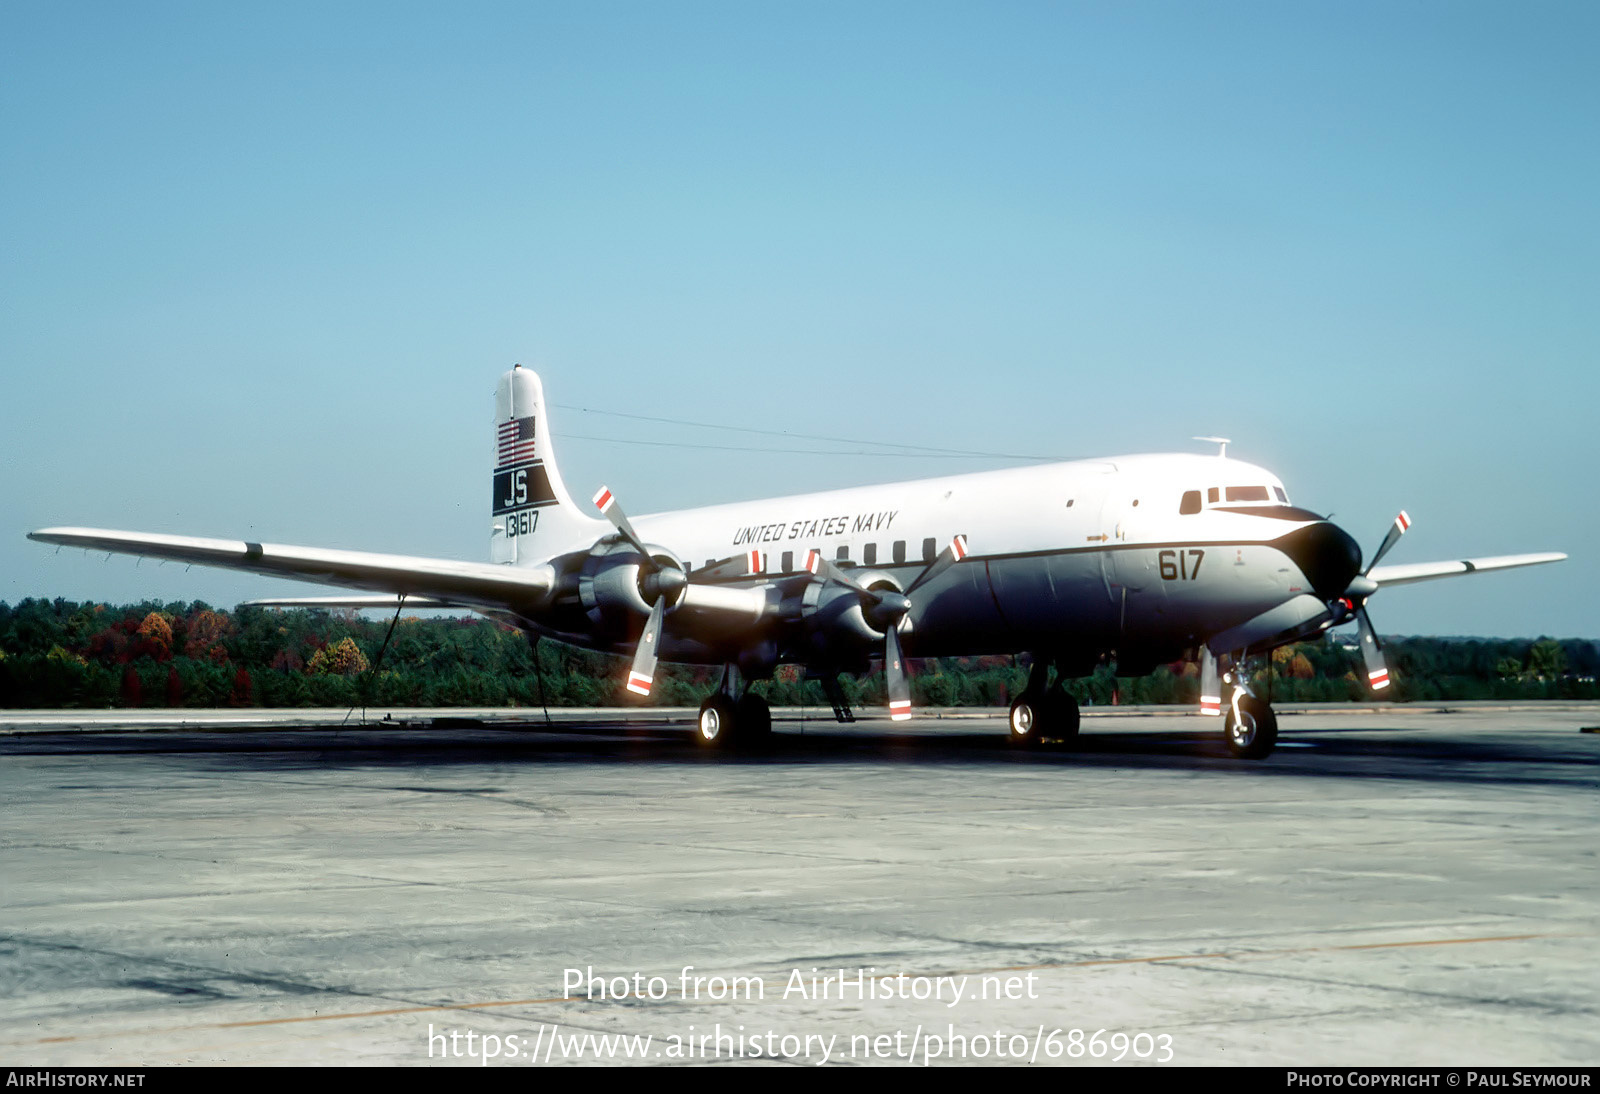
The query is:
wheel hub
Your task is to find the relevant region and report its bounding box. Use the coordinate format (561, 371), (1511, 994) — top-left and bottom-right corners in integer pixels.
(1010, 703), (1034, 736)
(1230, 710), (1257, 747)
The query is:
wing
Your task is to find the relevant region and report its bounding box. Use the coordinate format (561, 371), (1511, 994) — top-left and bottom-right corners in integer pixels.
(236, 595), (532, 631)
(1368, 552), (1567, 588)
(27, 527), (554, 614)
(240, 595), (455, 608)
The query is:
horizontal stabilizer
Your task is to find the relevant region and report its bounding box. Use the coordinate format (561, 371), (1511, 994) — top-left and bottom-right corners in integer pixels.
(1369, 552), (1567, 588)
(28, 527), (554, 613)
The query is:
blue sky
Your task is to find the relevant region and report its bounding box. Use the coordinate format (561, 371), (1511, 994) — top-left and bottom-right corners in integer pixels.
(3, 1), (1595, 638)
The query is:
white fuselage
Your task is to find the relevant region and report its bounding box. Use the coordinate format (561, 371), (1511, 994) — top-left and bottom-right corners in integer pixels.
(535, 453), (1335, 670)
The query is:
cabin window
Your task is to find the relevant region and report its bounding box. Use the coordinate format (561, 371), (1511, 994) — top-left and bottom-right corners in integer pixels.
(863, 543), (878, 566)
(836, 546), (850, 562)
(1207, 487), (1219, 503)
(781, 550), (793, 573)
(1225, 485), (1270, 502)
(1065, 499), (1074, 507)
(922, 537), (936, 562)
(893, 540), (906, 564)
(1179, 490), (1202, 515)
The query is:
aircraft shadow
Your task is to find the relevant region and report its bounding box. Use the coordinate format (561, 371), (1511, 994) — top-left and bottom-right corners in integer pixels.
(6, 719), (1594, 790)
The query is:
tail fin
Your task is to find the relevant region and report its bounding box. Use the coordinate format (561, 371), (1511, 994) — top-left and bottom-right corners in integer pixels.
(490, 365), (605, 564)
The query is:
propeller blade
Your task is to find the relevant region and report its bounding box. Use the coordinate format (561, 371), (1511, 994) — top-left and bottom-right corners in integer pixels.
(1355, 606), (1390, 690)
(591, 485), (652, 560)
(691, 550), (763, 581)
(1364, 511), (1411, 575)
(885, 620), (912, 721)
(625, 595), (666, 696)
(805, 548), (875, 599)
(905, 534), (969, 596)
(803, 546), (923, 719)
(599, 492), (764, 699)
(1199, 647), (1222, 716)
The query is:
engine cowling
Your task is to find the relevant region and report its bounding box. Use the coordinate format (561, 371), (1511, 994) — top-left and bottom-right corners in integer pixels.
(577, 539), (683, 635)
(798, 568), (908, 668)
(577, 537), (770, 641)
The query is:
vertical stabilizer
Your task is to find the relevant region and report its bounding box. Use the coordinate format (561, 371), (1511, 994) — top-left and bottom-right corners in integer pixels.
(490, 366), (605, 564)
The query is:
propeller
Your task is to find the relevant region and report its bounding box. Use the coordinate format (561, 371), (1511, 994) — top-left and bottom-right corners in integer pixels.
(1345, 510), (1410, 692)
(627, 595), (666, 696)
(1367, 510), (1411, 574)
(591, 486), (648, 558)
(592, 485), (763, 698)
(804, 535), (969, 720)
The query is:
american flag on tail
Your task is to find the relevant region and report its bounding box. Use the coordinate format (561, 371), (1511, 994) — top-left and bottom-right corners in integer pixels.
(496, 417), (536, 467)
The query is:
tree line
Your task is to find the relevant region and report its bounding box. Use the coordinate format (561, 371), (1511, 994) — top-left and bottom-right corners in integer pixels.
(1, 598), (1594, 710)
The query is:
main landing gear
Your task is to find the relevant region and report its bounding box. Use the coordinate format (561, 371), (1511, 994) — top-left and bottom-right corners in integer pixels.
(1008, 658), (1081, 746)
(695, 664), (771, 750)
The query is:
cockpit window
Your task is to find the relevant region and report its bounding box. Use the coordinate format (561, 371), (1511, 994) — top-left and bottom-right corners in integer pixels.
(1207, 487), (1219, 503)
(1274, 487), (1288, 502)
(1225, 485), (1270, 502)
(1179, 490), (1202, 515)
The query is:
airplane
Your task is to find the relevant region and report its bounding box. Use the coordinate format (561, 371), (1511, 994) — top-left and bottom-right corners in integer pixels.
(29, 365), (1567, 759)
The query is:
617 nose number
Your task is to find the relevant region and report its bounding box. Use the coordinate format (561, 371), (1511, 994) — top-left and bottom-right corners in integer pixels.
(1158, 549), (1204, 581)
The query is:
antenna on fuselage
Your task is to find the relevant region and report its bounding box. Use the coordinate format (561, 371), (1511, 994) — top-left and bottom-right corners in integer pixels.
(1194, 436), (1231, 458)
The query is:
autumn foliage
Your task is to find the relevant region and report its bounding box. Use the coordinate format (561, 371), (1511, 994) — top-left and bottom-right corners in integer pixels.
(0, 598), (1596, 709)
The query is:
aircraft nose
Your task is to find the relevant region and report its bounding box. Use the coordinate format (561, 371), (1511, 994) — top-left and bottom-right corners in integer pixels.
(1275, 520), (1363, 600)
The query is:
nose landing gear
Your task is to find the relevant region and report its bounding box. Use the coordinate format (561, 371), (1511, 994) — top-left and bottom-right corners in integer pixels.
(1221, 660), (1277, 759)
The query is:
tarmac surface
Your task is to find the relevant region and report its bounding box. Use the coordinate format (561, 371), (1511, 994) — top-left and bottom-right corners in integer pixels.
(2, 703), (1596, 1067)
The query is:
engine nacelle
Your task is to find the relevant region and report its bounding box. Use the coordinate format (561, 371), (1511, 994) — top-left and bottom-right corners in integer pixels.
(797, 569), (905, 668)
(577, 538), (683, 635)
(675, 583), (771, 633)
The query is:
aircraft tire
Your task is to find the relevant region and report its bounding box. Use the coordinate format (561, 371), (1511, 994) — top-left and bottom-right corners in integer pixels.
(696, 695), (739, 749)
(1225, 695), (1278, 759)
(1045, 687), (1081, 739)
(1008, 696), (1042, 745)
(735, 693), (772, 743)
